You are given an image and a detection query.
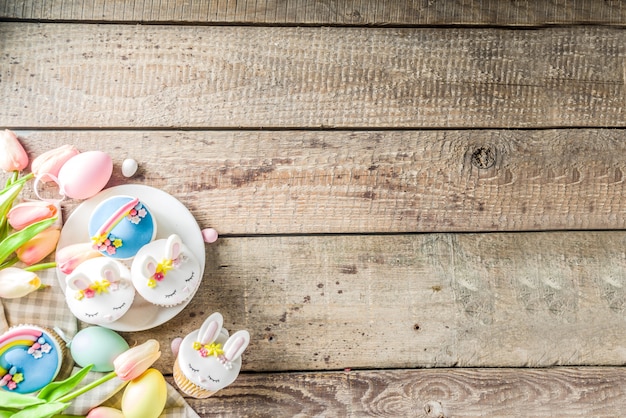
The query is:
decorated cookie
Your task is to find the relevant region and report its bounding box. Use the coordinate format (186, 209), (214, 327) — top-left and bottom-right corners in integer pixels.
(130, 234), (201, 307)
(65, 257), (135, 325)
(88, 195), (156, 259)
(173, 312), (250, 398)
(0, 325), (66, 394)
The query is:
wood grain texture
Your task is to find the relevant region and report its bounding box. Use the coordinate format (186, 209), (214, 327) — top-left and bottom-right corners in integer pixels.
(116, 232), (626, 372)
(2, 0), (626, 26)
(175, 367), (626, 417)
(2, 24), (625, 129)
(12, 129), (626, 234)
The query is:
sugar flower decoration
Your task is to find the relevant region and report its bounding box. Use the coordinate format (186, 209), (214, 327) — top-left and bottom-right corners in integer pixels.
(193, 341), (224, 358)
(74, 279), (113, 300)
(147, 258), (174, 288)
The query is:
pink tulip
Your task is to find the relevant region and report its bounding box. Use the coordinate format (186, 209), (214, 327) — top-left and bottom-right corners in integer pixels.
(7, 201), (58, 230)
(86, 407), (125, 418)
(0, 129), (28, 172)
(31, 144), (79, 182)
(15, 227), (61, 265)
(113, 339), (161, 381)
(55, 242), (103, 274)
(0, 268), (41, 298)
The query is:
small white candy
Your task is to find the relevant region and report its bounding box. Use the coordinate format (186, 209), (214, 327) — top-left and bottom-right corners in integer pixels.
(121, 158), (138, 177)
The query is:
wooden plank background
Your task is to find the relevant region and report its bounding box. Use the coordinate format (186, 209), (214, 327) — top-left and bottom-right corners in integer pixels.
(2, 0), (626, 26)
(2, 24), (625, 129)
(13, 130), (626, 233)
(2, 1), (626, 416)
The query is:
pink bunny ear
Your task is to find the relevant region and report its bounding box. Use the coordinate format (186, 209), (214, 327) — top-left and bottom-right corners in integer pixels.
(100, 260), (121, 282)
(223, 330), (250, 361)
(198, 312), (223, 345)
(67, 272), (91, 291)
(141, 255), (159, 277)
(166, 234), (183, 259)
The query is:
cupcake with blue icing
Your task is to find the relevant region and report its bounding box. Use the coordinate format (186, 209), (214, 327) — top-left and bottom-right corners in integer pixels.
(0, 325), (68, 394)
(88, 195), (156, 259)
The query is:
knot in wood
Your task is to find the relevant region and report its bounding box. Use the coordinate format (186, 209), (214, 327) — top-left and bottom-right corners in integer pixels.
(471, 146), (496, 169)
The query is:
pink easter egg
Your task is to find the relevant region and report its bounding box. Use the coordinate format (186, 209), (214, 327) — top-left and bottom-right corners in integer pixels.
(58, 151), (113, 199)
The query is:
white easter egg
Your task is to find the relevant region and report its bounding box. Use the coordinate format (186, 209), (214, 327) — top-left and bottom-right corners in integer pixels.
(122, 158), (138, 177)
(58, 151), (113, 199)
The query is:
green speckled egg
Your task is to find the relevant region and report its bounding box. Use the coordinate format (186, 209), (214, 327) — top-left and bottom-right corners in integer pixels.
(70, 327), (129, 372)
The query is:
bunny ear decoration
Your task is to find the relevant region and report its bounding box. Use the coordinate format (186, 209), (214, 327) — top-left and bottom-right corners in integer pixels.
(67, 272), (91, 291)
(223, 330), (250, 361)
(100, 260), (121, 282)
(141, 255), (159, 278)
(165, 234), (183, 260)
(198, 312), (224, 345)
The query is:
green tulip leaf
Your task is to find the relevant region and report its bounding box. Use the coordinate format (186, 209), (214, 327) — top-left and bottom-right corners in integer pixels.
(10, 401), (70, 418)
(0, 390), (46, 408)
(37, 365), (93, 402)
(0, 181), (24, 228)
(0, 216), (58, 264)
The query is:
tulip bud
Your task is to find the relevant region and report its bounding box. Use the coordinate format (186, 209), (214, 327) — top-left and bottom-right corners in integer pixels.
(15, 227), (61, 265)
(0, 129), (28, 172)
(113, 339), (161, 381)
(7, 201), (58, 231)
(86, 407), (125, 418)
(55, 242), (103, 274)
(0, 267), (41, 298)
(31, 144), (80, 182)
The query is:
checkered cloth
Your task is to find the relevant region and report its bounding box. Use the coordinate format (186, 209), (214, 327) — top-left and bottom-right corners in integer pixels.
(0, 266), (200, 417)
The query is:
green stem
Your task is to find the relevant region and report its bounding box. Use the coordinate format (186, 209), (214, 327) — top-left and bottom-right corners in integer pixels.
(51, 415), (85, 418)
(56, 371), (117, 404)
(24, 261), (57, 272)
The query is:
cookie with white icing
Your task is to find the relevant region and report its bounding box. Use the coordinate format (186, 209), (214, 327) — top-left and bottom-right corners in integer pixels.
(130, 234), (201, 307)
(173, 312), (250, 398)
(65, 257), (135, 325)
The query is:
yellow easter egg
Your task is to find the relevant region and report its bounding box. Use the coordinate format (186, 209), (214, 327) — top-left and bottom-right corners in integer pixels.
(121, 368), (167, 418)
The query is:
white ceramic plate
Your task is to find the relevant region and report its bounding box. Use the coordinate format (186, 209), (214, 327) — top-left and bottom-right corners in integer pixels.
(56, 185), (205, 331)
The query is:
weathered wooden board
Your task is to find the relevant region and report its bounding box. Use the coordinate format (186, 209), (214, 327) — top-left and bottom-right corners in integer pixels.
(3, 0), (626, 26)
(119, 232), (626, 372)
(13, 129), (626, 234)
(174, 367), (626, 417)
(2, 24), (625, 129)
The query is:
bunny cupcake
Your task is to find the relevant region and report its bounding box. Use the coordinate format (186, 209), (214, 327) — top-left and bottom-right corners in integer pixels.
(173, 312), (250, 398)
(130, 234), (201, 307)
(64, 257), (135, 325)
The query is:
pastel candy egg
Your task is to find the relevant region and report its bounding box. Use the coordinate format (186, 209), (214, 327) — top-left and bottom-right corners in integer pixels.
(58, 151), (113, 199)
(70, 326), (129, 372)
(121, 368), (167, 418)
